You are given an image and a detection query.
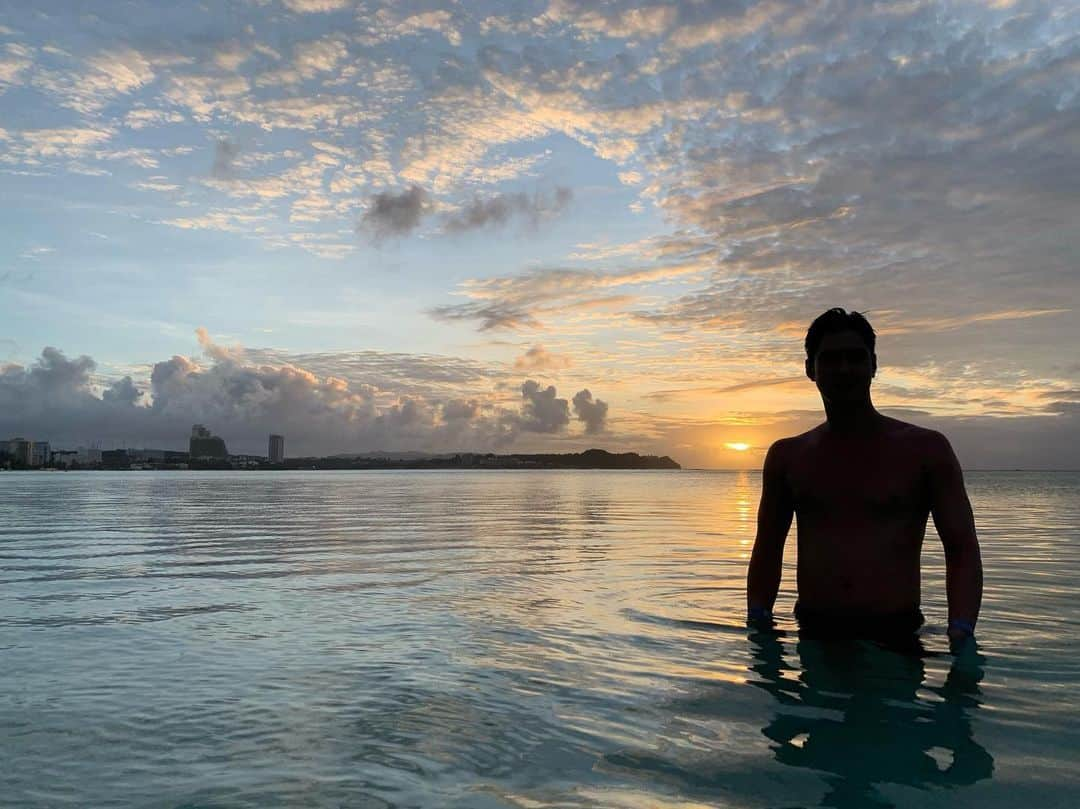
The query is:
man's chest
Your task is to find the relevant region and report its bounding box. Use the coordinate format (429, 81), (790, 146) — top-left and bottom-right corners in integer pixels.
(787, 448), (929, 518)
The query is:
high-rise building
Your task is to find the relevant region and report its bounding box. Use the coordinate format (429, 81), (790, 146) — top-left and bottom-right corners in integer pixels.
(269, 434), (285, 464)
(189, 424), (228, 459)
(30, 441), (51, 467)
(4, 438), (33, 466)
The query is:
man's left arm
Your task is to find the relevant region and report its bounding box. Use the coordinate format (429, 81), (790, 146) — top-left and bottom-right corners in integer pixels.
(927, 432), (984, 645)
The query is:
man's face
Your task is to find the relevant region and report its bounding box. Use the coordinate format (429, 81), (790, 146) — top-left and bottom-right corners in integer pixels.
(806, 330), (876, 404)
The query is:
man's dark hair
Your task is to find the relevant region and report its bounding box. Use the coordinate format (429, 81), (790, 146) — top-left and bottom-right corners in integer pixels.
(805, 308), (876, 359)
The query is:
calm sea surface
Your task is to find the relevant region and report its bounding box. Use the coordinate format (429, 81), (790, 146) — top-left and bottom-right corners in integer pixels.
(2, 470), (1078, 808)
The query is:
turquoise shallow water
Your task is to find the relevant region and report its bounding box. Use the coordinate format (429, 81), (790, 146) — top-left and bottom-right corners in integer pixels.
(1, 470), (1078, 808)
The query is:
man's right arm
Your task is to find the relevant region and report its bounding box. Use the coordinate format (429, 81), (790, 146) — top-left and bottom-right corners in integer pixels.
(746, 440), (794, 621)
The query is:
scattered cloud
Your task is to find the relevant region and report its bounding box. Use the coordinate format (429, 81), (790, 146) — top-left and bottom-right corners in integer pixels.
(211, 138), (241, 178)
(358, 185), (431, 242)
(282, 0), (352, 13)
(514, 345), (572, 372)
(430, 259), (711, 332)
(0, 42), (32, 90)
(443, 187), (572, 233)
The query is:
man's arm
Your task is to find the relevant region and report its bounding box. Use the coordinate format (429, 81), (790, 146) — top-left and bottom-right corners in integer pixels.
(746, 440), (794, 620)
(926, 432), (983, 644)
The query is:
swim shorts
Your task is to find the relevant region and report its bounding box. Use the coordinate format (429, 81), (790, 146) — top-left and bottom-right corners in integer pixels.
(794, 600), (925, 640)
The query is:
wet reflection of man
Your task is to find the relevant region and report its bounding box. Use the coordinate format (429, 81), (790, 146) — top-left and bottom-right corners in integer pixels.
(747, 627), (994, 808)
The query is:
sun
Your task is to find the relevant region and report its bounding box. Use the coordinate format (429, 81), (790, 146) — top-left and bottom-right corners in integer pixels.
(724, 442), (752, 452)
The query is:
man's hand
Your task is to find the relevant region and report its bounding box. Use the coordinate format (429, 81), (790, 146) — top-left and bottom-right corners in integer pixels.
(948, 618), (976, 653)
(747, 605), (774, 630)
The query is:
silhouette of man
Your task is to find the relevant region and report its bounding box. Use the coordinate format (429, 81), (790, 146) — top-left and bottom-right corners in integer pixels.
(746, 308), (983, 649)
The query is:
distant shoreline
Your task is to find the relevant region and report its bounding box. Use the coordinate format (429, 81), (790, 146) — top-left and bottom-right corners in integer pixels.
(1, 448), (681, 472)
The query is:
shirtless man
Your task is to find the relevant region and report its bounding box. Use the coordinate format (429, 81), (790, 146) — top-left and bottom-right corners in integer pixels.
(746, 308), (983, 648)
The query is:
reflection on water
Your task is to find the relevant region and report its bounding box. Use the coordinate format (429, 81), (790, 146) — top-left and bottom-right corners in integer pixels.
(1, 470), (1078, 807)
(748, 629), (993, 808)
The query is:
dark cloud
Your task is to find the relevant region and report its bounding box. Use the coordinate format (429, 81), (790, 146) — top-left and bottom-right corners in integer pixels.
(572, 388), (608, 435)
(519, 379), (569, 433)
(443, 187), (572, 233)
(101, 376), (142, 406)
(358, 186), (572, 244)
(211, 138), (240, 178)
(358, 185), (430, 242)
(428, 302), (542, 331)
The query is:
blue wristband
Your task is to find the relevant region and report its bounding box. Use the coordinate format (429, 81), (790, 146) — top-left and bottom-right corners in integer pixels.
(948, 618), (976, 636)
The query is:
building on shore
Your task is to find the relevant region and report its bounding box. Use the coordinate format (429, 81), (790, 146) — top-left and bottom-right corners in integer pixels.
(30, 441), (51, 468)
(51, 450), (79, 468)
(101, 449), (132, 469)
(268, 434), (285, 464)
(77, 446), (102, 466)
(189, 424), (228, 459)
(4, 438), (34, 466)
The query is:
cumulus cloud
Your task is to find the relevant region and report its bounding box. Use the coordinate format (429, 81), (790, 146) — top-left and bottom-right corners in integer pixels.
(0, 334), (614, 455)
(101, 375), (142, 405)
(519, 379), (570, 433)
(572, 388), (608, 434)
(358, 185), (430, 241)
(443, 187), (572, 233)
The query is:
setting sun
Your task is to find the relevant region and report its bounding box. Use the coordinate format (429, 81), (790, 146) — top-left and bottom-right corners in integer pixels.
(724, 442), (752, 452)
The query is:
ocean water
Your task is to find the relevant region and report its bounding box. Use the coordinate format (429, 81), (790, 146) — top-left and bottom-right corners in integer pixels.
(1, 469), (1078, 808)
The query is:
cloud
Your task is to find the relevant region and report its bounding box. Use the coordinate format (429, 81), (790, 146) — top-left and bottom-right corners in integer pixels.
(354, 184), (572, 245)
(540, 1), (678, 39)
(514, 345), (572, 371)
(428, 302), (542, 332)
(572, 388), (608, 434)
(430, 258), (711, 331)
(0, 43), (32, 90)
(212, 138), (241, 178)
(0, 127), (114, 165)
(519, 379), (570, 433)
(101, 375), (142, 406)
(33, 46), (155, 114)
(443, 187), (572, 233)
(124, 107), (186, 129)
(643, 376), (806, 402)
(358, 185), (430, 241)
(1, 335), (614, 455)
(386, 10), (462, 47)
(282, 0), (352, 12)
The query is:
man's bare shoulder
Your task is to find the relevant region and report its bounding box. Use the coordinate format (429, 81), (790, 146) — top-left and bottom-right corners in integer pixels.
(879, 416), (954, 458)
(766, 425), (826, 463)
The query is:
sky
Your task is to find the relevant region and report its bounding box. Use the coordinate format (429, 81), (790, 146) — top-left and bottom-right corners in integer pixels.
(1, 0), (1077, 469)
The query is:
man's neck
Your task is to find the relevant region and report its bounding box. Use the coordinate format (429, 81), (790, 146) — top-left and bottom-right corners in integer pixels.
(823, 400), (881, 435)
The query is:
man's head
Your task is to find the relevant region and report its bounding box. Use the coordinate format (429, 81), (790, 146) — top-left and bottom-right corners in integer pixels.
(804, 308), (877, 404)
